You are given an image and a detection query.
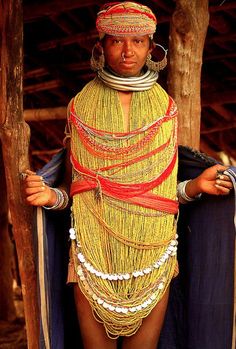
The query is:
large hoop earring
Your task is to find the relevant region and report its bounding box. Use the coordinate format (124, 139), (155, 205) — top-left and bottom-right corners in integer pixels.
(146, 43), (168, 72)
(90, 44), (105, 71)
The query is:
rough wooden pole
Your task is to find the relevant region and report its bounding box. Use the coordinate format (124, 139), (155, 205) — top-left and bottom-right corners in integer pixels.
(0, 1), (39, 347)
(168, 0), (209, 149)
(0, 144), (16, 322)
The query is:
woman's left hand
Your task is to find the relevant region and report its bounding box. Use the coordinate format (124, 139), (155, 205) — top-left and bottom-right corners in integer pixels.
(186, 164), (233, 197)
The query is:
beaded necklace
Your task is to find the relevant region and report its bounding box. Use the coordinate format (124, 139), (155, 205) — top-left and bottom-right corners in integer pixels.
(69, 77), (179, 338)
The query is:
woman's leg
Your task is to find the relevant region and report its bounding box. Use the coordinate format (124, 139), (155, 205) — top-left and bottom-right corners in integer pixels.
(122, 287), (169, 349)
(74, 284), (117, 349)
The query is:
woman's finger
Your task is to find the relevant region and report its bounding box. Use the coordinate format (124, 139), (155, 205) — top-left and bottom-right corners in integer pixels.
(215, 179), (233, 190)
(215, 184), (232, 195)
(25, 192), (43, 203)
(25, 169), (36, 176)
(25, 180), (46, 188)
(25, 186), (46, 195)
(25, 175), (44, 183)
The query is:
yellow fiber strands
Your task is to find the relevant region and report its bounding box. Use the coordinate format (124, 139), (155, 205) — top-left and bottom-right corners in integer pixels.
(69, 78), (178, 338)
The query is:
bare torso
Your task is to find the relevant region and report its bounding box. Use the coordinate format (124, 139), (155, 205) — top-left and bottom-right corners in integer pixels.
(118, 91), (132, 132)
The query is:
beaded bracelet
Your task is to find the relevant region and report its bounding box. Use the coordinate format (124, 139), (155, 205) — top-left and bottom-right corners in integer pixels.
(43, 188), (69, 210)
(177, 180), (202, 204)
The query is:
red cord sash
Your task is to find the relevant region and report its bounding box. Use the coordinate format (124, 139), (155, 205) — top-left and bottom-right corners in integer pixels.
(70, 178), (178, 214)
(70, 150), (178, 214)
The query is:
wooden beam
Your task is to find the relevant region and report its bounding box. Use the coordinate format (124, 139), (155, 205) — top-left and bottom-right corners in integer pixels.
(204, 52), (236, 61)
(37, 30), (98, 51)
(207, 32), (236, 46)
(200, 138), (221, 162)
(23, 0), (100, 22)
(203, 129), (235, 161)
(149, 0), (173, 14)
(209, 13), (231, 34)
(211, 104), (235, 121)
(24, 79), (62, 93)
(201, 123), (236, 134)
(32, 148), (63, 156)
(25, 49), (82, 95)
(202, 90), (236, 106)
(0, 1), (39, 347)
(50, 14), (76, 35)
(24, 62), (91, 80)
(209, 2), (236, 12)
(24, 106), (67, 121)
(24, 67), (49, 79)
(66, 11), (87, 31)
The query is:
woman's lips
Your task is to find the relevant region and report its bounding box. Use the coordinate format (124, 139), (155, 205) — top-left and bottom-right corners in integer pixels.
(120, 61), (136, 67)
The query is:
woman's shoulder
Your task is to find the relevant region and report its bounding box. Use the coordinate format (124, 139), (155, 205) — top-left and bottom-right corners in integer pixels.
(153, 82), (173, 101)
(151, 82), (177, 115)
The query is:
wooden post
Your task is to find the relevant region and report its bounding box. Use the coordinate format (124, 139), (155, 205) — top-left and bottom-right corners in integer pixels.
(0, 0), (39, 348)
(0, 144), (16, 321)
(168, 0), (209, 149)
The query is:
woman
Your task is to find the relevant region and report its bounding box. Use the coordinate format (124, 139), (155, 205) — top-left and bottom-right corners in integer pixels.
(23, 3), (233, 349)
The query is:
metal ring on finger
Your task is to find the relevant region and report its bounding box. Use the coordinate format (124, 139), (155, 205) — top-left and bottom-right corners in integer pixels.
(20, 172), (28, 180)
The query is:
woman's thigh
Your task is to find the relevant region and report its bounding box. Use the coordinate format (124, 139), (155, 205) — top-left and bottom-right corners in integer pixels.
(122, 287), (170, 349)
(74, 284), (117, 349)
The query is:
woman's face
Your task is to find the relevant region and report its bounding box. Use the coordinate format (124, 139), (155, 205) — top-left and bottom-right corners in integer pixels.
(102, 35), (152, 77)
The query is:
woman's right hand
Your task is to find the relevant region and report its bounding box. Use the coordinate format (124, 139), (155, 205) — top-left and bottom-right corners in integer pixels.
(22, 170), (57, 207)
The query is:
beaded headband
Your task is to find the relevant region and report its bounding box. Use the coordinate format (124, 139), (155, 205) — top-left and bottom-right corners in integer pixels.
(96, 1), (157, 39)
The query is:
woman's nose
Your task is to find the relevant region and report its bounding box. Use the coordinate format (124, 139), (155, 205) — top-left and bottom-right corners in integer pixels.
(122, 42), (134, 56)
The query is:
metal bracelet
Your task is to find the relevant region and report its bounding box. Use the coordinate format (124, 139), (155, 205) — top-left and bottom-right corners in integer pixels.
(43, 188), (69, 210)
(177, 180), (202, 204)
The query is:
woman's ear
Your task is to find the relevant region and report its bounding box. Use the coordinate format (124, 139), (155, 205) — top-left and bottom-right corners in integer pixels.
(93, 41), (103, 59)
(96, 41), (103, 53)
(149, 41), (155, 54)
(90, 40), (105, 71)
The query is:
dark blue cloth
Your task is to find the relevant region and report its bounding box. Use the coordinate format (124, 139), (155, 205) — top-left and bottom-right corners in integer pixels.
(159, 146), (236, 349)
(35, 149), (80, 349)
